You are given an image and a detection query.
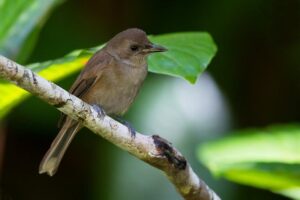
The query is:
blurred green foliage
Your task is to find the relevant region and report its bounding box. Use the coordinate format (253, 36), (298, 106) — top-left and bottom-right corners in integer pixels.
(199, 125), (300, 199)
(0, 0), (63, 63)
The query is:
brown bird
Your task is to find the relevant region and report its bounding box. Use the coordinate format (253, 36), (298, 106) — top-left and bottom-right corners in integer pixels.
(39, 28), (167, 176)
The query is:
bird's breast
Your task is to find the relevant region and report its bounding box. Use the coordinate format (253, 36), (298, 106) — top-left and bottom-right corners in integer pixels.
(87, 63), (147, 115)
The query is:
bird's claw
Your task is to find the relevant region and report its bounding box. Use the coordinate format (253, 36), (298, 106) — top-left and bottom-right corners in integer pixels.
(113, 116), (136, 138)
(92, 104), (106, 119)
(123, 120), (136, 138)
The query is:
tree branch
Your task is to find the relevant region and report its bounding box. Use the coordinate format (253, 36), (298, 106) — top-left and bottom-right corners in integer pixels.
(0, 55), (221, 200)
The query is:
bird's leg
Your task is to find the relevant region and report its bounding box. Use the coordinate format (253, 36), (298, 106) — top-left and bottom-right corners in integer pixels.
(92, 104), (106, 119)
(113, 116), (136, 138)
(123, 120), (136, 138)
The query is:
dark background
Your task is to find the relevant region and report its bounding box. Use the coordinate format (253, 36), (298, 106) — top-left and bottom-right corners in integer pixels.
(1, 0), (300, 199)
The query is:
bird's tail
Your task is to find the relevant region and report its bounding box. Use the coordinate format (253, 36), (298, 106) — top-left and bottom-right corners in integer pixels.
(39, 120), (81, 176)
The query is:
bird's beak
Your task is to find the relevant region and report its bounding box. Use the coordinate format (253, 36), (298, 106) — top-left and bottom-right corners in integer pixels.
(144, 43), (168, 53)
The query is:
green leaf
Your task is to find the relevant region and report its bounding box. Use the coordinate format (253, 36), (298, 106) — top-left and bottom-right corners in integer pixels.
(149, 32), (217, 83)
(198, 124), (300, 199)
(0, 0), (63, 62)
(0, 32), (217, 119)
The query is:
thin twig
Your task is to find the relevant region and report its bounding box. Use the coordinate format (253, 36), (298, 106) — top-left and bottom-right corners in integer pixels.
(0, 55), (221, 200)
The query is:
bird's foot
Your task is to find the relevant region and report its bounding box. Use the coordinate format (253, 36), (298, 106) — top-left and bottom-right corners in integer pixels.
(92, 104), (106, 119)
(123, 120), (136, 138)
(114, 116), (136, 138)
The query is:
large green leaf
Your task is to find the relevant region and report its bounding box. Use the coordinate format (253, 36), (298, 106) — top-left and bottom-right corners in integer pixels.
(0, 0), (63, 62)
(198, 125), (300, 199)
(0, 32), (217, 119)
(149, 32), (216, 83)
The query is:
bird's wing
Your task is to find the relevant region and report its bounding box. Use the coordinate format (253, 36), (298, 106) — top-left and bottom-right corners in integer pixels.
(57, 50), (111, 128)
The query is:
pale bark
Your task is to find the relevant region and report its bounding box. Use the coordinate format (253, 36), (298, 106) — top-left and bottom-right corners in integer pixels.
(0, 55), (221, 200)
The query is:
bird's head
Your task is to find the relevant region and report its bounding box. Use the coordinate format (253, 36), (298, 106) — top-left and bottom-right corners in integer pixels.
(106, 28), (167, 66)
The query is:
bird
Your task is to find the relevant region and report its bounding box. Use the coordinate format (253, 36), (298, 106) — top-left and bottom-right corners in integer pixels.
(39, 28), (167, 176)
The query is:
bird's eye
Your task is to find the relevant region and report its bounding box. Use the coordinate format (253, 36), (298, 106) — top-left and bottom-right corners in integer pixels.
(130, 45), (139, 51)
